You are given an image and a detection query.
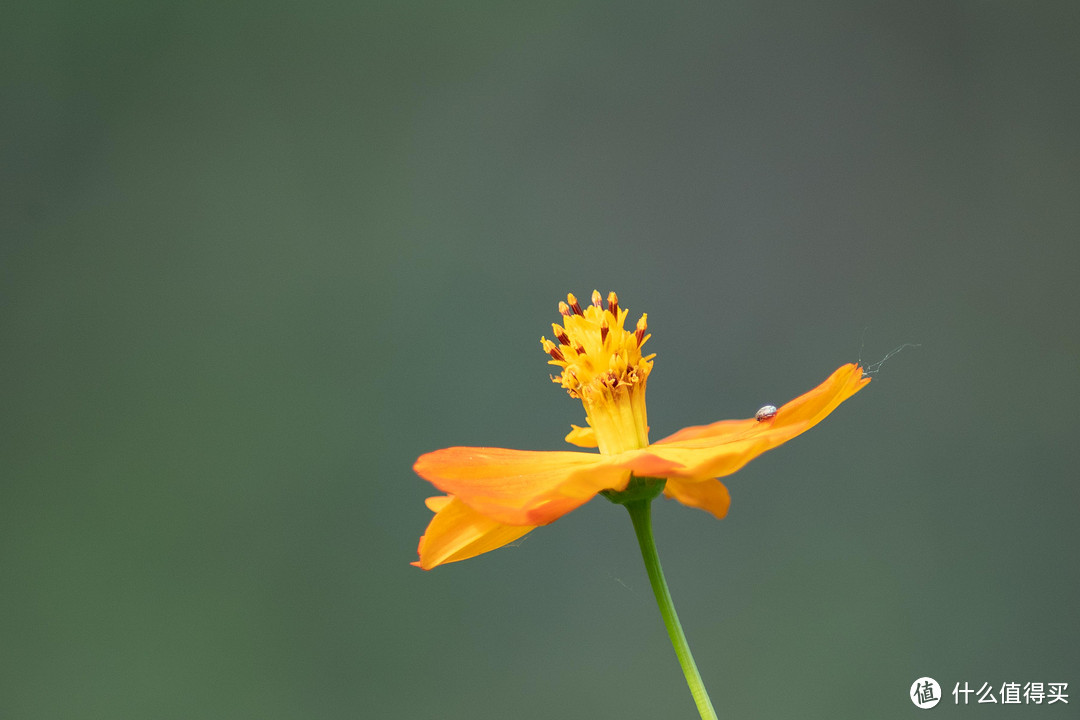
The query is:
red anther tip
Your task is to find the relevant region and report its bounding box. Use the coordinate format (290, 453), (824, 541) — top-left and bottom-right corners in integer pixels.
(606, 291), (619, 316)
(634, 314), (648, 345)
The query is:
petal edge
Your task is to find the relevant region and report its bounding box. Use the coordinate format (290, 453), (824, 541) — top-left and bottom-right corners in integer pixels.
(413, 495), (535, 570)
(664, 478), (731, 519)
(647, 363), (869, 482)
(414, 446), (631, 525)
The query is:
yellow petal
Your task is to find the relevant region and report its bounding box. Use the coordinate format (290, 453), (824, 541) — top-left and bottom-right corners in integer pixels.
(413, 447), (633, 525)
(413, 495), (535, 570)
(564, 424), (598, 448)
(664, 478), (731, 519)
(423, 495), (452, 512)
(647, 363), (869, 482)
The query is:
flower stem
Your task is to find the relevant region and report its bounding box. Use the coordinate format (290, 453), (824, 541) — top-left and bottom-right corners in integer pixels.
(625, 499), (718, 720)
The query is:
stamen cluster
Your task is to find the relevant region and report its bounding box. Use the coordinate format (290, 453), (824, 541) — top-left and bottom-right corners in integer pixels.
(541, 291), (653, 400)
(539, 291), (654, 455)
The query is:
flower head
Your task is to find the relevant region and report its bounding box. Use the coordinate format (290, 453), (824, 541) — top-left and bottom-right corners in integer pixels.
(413, 292), (869, 569)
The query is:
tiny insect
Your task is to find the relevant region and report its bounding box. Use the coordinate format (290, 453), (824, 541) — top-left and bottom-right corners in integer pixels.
(755, 404), (777, 422)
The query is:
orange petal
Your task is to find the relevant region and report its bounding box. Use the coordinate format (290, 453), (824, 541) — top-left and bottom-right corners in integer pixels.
(646, 363), (869, 482)
(413, 495), (535, 570)
(664, 478), (731, 519)
(655, 417), (757, 445)
(413, 447), (633, 525)
(657, 363), (868, 444)
(611, 450), (689, 478)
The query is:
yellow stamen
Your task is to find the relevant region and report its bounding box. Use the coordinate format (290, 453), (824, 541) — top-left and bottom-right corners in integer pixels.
(542, 291), (654, 455)
(635, 313), (649, 346)
(552, 323), (570, 347)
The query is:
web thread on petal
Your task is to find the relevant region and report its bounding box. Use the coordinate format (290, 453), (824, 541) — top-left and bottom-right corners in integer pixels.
(857, 337), (921, 376)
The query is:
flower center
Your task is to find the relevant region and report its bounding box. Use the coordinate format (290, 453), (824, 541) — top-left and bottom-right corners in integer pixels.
(541, 291), (654, 455)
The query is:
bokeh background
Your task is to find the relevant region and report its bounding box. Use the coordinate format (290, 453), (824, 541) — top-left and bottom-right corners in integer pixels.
(3, 2), (1078, 718)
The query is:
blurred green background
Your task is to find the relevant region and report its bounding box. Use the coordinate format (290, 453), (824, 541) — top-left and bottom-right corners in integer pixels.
(3, 2), (1078, 718)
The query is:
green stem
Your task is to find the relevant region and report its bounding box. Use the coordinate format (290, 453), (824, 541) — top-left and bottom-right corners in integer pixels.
(626, 499), (718, 720)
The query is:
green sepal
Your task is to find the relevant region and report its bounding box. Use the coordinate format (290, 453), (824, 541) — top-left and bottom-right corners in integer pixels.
(601, 475), (666, 505)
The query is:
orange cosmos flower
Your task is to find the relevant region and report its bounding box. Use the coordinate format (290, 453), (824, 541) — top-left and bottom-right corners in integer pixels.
(413, 291), (869, 569)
